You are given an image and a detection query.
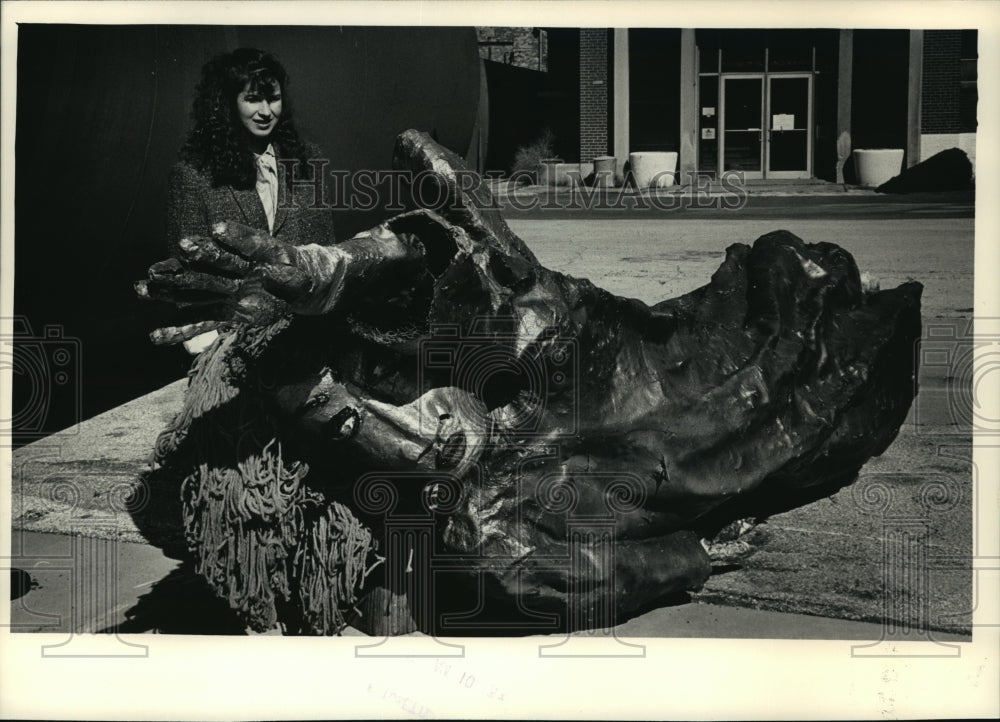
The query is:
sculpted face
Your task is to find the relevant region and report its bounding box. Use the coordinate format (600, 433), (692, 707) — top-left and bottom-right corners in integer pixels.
(236, 79), (282, 140)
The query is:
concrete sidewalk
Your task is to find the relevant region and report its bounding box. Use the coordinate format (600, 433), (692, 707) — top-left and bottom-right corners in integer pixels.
(7, 529), (970, 643)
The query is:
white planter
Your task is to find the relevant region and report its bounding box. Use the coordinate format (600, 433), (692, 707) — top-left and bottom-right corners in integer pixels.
(853, 148), (904, 187)
(629, 151), (678, 188)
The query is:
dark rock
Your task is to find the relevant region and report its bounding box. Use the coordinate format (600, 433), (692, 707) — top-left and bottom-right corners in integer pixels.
(877, 148), (973, 193)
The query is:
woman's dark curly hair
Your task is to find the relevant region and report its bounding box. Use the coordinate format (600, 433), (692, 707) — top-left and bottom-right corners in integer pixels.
(181, 48), (309, 188)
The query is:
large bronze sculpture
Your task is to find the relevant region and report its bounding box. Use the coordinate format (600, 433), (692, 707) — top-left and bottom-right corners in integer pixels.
(137, 130), (922, 635)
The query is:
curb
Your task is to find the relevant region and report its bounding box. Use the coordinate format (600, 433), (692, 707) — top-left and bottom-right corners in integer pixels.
(482, 181), (881, 207)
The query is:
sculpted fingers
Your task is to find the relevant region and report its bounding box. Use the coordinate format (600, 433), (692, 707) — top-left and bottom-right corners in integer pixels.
(148, 257), (185, 279)
(139, 218), (329, 341)
(177, 235), (252, 276)
(149, 320), (223, 346)
(229, 279), (291, 326)
(211, 221), (291, 264)
(136, 270), (241, 301)
(255, 263), (314, 302)
(138, 222), (305, 344)
(208, 222), (318, 303)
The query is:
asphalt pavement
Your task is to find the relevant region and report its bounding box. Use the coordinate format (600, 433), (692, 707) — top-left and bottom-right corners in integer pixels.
(505, 216), (973, 319)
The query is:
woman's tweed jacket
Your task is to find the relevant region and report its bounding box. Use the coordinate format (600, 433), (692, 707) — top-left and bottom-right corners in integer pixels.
(166, 146), (336, 252)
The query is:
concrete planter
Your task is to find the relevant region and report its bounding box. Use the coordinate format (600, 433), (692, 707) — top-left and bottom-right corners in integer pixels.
(854, 148), (904, 187)
(540, 162), (595, 186)
(629, 151), (678, 188)
(592, 155), (617, 187)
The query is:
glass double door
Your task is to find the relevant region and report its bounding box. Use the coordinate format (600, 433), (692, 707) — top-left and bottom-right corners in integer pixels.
(720, 74), (812, 179)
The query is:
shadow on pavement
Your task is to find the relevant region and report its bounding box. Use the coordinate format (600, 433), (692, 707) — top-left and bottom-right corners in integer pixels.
(98, 562), (248, 635)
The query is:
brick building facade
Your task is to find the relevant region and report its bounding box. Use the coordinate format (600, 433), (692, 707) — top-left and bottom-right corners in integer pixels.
(483, 28), (978, 181)
(476, 27), (548, 71)
(919, 30), (978, 163)
(579, 29), (609, 164)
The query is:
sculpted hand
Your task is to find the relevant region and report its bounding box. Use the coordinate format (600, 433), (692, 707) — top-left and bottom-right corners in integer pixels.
(136, 221), (321, 344)
(137, 220), (423, 345)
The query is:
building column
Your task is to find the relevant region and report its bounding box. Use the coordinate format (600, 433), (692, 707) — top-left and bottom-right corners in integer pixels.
(836, 30), (853, 183)
(907, 30), (924, 168)
(612, 29), (630, 179)
(579, 29), (610, 163)
(678, 29), (698, 182)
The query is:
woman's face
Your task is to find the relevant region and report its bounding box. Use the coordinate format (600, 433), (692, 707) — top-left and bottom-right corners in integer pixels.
(236, 80), (283, 140)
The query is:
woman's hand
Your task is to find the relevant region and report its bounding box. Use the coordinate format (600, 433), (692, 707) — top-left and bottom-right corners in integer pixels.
(136, 221), (320, 344)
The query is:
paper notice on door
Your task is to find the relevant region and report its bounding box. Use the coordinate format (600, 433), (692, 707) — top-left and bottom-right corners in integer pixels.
(702, 127), (716, 140)
(702, 107), (716, 117)
(772, 114), (795, 131)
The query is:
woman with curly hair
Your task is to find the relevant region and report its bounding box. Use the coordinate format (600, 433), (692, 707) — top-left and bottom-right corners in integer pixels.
(167, 48), (334, 302)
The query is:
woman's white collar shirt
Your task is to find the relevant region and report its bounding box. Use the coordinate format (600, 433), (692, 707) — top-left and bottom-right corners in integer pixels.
(254, 143), (279, 234)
